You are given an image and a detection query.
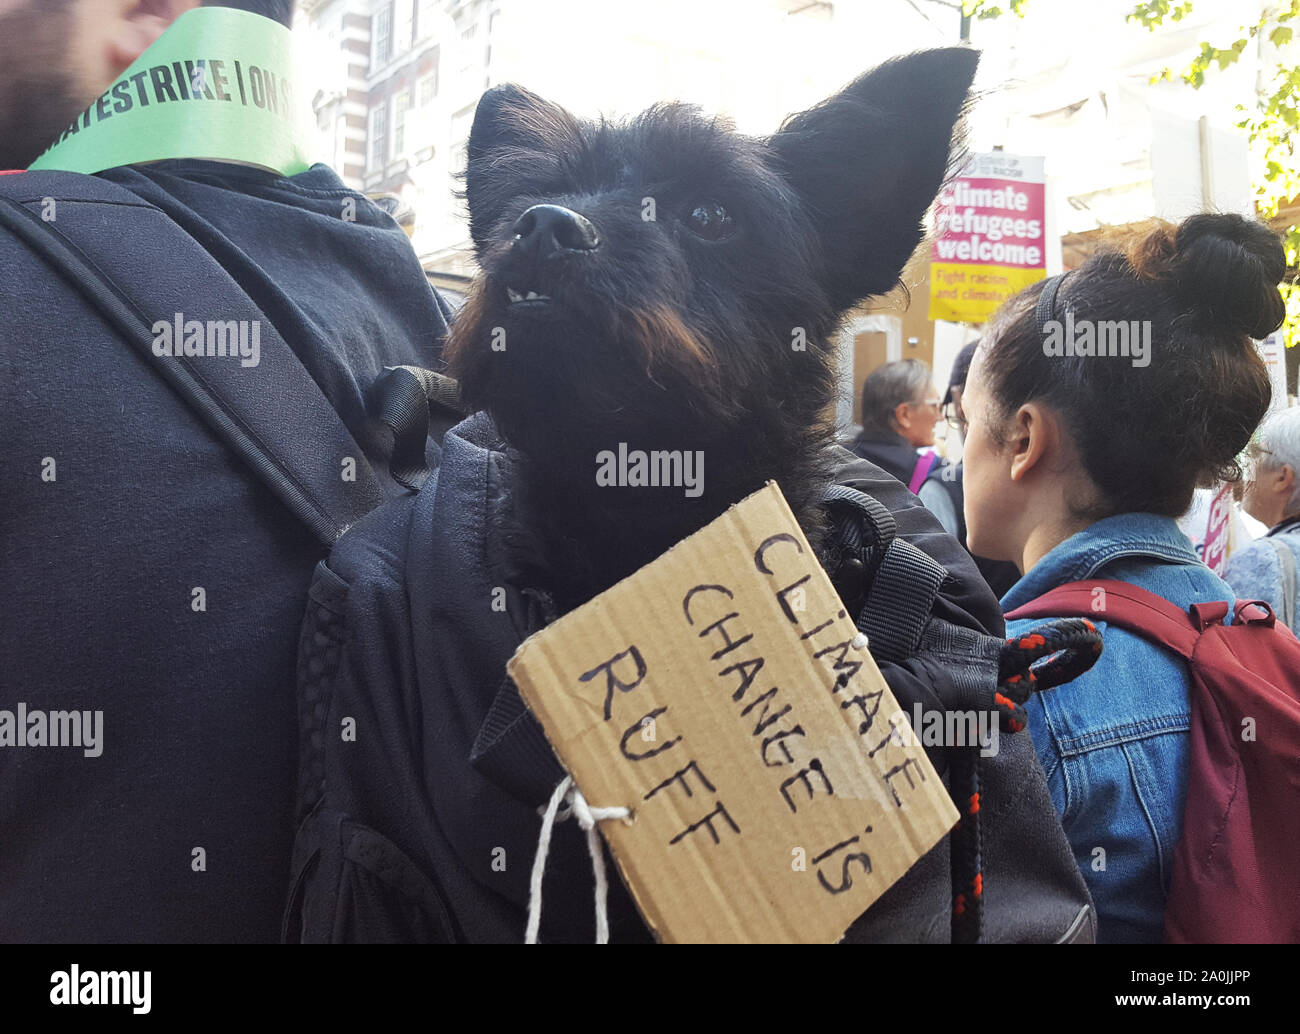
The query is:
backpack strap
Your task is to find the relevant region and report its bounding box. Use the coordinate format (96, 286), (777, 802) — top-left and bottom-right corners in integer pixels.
(822, 484), (947, 663)
(1006, 580), (1198, 657)
(1005, 579), (1279, 659)
(0, 172), (383, 546)
(862, 539), (948, 662)
(371, 365), (470, 491)
(1267, 538), (1297, 631)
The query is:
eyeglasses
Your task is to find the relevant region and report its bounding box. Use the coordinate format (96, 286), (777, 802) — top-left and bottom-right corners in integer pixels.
(909, 397), (942, 411)
(943, 402), (963, 430)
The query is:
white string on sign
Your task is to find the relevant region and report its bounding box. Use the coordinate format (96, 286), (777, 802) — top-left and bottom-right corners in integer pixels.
(526, 775), (631, 944)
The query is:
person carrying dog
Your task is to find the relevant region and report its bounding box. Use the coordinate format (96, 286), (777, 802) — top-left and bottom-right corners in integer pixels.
(0, 0), (451, 942)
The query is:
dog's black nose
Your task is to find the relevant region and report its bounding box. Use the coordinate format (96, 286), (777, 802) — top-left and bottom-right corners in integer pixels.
(510, 204), (599, 257)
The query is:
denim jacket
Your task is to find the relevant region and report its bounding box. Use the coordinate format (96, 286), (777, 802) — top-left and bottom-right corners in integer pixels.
(1001, 513), (1235, 944)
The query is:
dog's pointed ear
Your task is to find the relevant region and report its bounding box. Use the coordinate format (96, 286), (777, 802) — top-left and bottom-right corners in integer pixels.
(769, 47), (978, 310)
(464, 84), (582, 251)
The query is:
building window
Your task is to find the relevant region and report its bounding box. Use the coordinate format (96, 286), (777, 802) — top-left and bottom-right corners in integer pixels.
(373, 3), (393, 67)
(459, 24), (477, 78)
(420, 46), (439, 103)
(395, 0), (414, 57)
(417, 0), (437, 41)
(394, 90), (411, 156)
(370, 102), (389, 171)
(486, 11), (499, 78)
(450, 102), (475, 157)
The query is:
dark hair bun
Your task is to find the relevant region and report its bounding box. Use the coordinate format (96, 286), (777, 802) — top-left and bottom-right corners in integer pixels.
(1173, 213), (1287, 339)
(981, 213), (1279, 520)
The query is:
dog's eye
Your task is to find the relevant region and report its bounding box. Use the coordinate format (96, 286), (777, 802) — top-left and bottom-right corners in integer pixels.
(685, 201), (736, 241)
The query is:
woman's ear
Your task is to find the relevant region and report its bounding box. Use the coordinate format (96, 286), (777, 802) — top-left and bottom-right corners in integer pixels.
(1007, 402), (1058, 483)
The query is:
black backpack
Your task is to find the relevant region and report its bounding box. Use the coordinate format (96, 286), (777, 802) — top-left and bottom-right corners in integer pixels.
(284, 405), (1103, 945)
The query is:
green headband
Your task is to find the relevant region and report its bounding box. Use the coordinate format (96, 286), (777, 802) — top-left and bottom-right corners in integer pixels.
(29, 7), (314, 177)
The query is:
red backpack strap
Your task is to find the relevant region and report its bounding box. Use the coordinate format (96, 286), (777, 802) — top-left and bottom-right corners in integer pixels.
(1004, 579), (1215, 660)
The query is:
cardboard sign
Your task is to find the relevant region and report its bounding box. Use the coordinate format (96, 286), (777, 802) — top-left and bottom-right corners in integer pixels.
(508, 482), (957, 943)
(929, 153), (1047, 324)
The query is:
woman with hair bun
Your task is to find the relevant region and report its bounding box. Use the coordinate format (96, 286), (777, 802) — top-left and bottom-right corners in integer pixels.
(960, 212), (1288, 942)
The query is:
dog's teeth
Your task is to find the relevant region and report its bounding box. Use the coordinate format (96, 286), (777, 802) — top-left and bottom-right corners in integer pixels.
(506, 287), (551, 304)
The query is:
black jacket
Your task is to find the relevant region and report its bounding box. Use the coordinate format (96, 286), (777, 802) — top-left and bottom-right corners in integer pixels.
(0, 161), (450, 942)
(847, 430), (925, 487)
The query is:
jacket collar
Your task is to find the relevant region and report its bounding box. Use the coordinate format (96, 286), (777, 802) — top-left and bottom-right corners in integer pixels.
(417, 413), (568, 807)
(1001, 512), (1202, 611)
(1268, 515), (1300, 538)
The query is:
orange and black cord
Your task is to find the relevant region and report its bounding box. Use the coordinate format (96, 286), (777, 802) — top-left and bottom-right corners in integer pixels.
(947, 618), (1103, 944)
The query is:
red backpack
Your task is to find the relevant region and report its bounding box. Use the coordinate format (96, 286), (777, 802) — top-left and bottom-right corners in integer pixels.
(1006, 579), (1300, 944)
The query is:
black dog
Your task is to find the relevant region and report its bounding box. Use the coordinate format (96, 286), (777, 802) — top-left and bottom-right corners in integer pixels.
(445, 48), (979, 611)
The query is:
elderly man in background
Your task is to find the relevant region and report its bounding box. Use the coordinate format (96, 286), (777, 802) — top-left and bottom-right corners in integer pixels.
(1225, 407), (1300, 635)
(848, 358), (943, 491)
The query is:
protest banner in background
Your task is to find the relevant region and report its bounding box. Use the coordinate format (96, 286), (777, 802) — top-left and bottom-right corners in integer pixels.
(929, 153), (1048, 324)
(1202, 483), (1234, 576)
